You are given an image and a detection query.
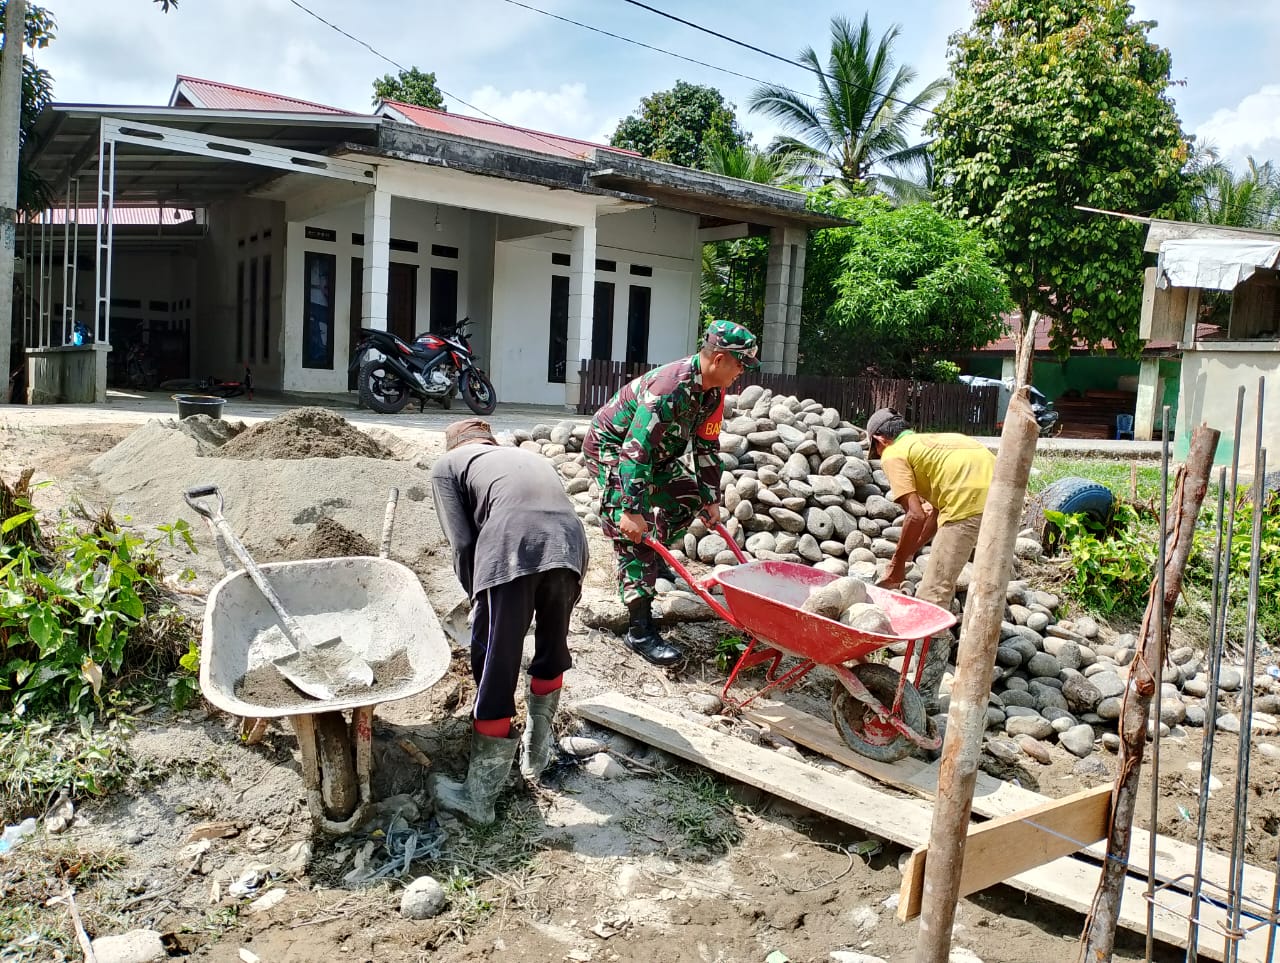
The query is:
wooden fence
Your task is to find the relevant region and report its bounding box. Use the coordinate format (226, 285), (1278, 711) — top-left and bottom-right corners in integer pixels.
(577, 360), (1001, 434)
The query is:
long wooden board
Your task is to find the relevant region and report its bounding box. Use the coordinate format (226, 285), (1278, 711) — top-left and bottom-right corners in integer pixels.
(578, 693), (1268, 963)
(897, 784), (1113, 922)
(745, 701), (1278, 909)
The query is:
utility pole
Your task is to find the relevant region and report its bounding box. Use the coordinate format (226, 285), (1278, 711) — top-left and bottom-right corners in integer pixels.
(0, 0), (25, 403)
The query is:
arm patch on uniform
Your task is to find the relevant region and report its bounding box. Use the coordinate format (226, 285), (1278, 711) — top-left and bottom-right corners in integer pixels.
(696, 397), (724, 441)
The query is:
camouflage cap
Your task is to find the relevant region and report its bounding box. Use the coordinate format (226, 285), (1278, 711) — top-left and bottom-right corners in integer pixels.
(702, 319), (760, 370)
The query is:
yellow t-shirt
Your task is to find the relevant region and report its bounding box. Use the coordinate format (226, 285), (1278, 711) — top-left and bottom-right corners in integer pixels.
(879, 431), (994, 526)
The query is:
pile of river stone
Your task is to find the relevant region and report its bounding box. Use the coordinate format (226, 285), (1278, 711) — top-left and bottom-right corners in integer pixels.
(513, 387), (1266, 765)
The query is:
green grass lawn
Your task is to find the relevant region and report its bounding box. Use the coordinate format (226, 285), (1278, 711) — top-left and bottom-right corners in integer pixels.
(1028, 457), (1166, 504)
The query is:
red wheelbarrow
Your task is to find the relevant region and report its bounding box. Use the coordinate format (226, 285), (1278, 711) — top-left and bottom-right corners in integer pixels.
(644, 523), (957, 762)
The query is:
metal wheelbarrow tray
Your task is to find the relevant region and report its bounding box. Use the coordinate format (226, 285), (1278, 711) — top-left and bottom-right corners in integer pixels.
(200, 555), (450, 831)
(647, 524), (957, 762)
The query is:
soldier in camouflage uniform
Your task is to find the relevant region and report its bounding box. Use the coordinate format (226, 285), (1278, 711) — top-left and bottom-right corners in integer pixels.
(584, 320), (759, 665)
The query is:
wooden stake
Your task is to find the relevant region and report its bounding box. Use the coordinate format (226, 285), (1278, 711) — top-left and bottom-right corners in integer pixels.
(1078, 423), (1219, 962)
(915, 389), (1041, 962)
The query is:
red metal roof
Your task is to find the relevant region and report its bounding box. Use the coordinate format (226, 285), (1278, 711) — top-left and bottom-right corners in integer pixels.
(378, 100), (636, 160)
(978, 312), (1214, 354)
(171, 76), (349, 114)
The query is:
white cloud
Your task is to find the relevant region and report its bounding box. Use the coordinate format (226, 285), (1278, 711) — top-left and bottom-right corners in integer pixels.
(466, 82), (598, 140)
(1195, 84), (1280, 168)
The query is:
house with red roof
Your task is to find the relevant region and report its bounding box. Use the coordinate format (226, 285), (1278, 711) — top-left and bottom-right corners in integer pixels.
(16, 76), (835, 405)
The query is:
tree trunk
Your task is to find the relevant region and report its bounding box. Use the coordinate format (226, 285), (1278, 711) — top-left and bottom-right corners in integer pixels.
(1077, 423), (1219, 962)
(1014, 308), (1039, 387)
(915, 389), (1041, 962)
(0, 0), (26, 403)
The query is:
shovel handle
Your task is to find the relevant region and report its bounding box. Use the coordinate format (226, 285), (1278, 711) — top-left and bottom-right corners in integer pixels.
(183, 484), (315, 655)
(379, 488), (399, 560)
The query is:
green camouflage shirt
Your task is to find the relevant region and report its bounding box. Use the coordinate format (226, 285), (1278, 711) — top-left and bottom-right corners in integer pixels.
(583, 354), (724, 513)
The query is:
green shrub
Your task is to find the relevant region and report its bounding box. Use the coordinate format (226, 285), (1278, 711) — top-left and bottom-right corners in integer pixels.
(1043, 503), (1155, 617)
(1, 478), (198, 717)
(1187, 490), (1280, 646)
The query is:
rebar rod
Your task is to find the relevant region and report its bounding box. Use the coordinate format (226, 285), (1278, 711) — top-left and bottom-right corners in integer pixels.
(1186, 465), (1230, 963)
(1225, 378), (1266, 962)
(1146, 406), (1172, 963)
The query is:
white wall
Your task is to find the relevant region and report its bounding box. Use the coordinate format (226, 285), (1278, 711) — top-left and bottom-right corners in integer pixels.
(196, 196), (286, 389)
(488, 207), (700, 406)
(1177, 345), (1280, 476)
(280, 194), (473, 394)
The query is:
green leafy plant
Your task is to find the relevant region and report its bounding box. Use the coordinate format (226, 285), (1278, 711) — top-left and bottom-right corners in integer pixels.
(1187, 491), (1280, 645)
(1, 485), (197, 717)
(713, 634), (748, 672)
(1044, 503), (1155, 616)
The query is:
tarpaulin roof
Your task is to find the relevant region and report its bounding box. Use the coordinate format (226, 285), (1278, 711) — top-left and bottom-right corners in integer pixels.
(1157, 238), (1280, 291)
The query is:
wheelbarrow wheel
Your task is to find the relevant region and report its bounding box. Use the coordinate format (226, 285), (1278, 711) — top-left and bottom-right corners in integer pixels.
(314, 711), (359, 821)
(832, 663), (926, 764)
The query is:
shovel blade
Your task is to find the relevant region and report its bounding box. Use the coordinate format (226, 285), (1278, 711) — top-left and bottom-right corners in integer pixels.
(273, 636), (375, 701)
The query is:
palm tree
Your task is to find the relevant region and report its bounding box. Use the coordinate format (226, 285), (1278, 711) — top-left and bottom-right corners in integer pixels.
(1191, 153), (1280, 229)
(701, 139), (789, 185)
(749, 15), (946, 202)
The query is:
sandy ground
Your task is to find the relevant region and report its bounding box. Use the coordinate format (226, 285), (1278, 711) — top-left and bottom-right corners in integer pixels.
(0, 407), (1265, 963)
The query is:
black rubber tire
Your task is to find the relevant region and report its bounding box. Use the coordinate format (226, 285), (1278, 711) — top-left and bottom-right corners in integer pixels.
(461, 370), (498, 415)
(831, 663), (926, 763)
(313, 711), (359, 821)
(1037, 476), (1114, 521)
(358, 356), (411, 414)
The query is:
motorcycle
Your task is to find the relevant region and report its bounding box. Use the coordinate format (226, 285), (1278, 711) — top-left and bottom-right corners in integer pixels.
(349, 316), (498, 416)
(124, 340), (159, 391)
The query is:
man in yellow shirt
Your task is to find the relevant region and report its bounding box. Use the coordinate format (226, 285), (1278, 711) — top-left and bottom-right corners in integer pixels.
(865, 407), (995, 708)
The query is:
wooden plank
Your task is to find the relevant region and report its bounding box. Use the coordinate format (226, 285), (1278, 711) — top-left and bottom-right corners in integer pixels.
(746, 701), (1278, 911)
(579, 692), (1264, 961)
(897, 785), (1113, 922)
(575, 692), (935, 849)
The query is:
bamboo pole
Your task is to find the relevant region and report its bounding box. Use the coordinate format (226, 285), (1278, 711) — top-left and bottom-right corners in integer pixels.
(1078, 422), (1220, 962)
(914, 388), (1040, 962)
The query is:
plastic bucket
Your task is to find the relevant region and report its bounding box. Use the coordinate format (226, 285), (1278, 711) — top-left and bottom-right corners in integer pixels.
(173, 394), (225, 420)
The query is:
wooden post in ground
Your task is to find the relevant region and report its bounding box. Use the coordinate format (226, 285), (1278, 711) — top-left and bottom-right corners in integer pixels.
(915, 389), (1041, 962)
(1077, 423), (1219, 962)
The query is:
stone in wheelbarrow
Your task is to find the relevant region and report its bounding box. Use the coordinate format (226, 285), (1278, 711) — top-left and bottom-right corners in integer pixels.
(800, 576), (868, 618)
(840, 602), (894, 635)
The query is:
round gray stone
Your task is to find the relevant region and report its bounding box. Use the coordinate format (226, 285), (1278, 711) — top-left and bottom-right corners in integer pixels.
(996, 646), (1023, 668)
(1005, 705), (1043, 719)
(1000, 688), (1038, 709)
(401, 876), (448, 919)
(1096, 696), (1123, 721)
(1184, 704), (1205, 727)
(1217, 713), (1241, 734)
(1059, 724), (1097, 758)
(1027, 653), (1062, 679)
(1101, 732), (1121, 752)
(1006, 715), (1054, 740)
(796, 533), (824, 563)
(1026, 612), (1051, 633)
(1091, 672), (1126, 700)
(1218, 667), (1243, 692)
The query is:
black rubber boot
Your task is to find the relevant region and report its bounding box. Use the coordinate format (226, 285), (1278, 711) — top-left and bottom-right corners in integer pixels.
(624, 598), (683, 666)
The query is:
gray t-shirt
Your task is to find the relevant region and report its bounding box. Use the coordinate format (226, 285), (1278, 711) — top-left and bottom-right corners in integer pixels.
(429, 444), (589, 598)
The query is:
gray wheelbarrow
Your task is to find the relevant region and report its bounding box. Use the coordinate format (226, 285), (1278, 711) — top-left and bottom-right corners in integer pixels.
(192, 488), (450, 833)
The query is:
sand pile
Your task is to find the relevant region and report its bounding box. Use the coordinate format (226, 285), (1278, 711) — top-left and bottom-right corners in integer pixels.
(217, 407), (393, 460)
(88, 413), (465, 615)
(289, 517), (378, 560)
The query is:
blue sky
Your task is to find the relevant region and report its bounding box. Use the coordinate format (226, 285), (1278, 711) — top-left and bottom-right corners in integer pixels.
(34, 0), (1280, 170)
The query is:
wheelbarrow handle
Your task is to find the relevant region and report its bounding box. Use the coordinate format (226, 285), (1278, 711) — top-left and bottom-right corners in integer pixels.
(712, 521), (751, 565)
(183, 484), (224, 519)
(640, 526), (741, 629)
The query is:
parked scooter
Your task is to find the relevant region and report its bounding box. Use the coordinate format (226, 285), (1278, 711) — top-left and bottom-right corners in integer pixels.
(124, 340), (159, 391)
(349, 317), (497, 415)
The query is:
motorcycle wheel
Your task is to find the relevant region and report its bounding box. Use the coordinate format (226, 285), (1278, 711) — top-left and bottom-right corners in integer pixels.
(460, 370), (498, 415)
(358, 357), (412, 414)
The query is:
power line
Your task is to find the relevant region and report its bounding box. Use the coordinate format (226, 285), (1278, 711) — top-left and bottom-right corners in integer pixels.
(283, 0), (593, 159)
(612, 0), (1280, 224)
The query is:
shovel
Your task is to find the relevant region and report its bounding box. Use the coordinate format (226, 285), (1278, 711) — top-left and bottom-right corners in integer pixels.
(184, 484), (375, 701)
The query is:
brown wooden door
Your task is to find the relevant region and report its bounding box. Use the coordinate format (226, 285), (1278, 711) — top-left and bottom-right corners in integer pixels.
(389, 262), (418, 342)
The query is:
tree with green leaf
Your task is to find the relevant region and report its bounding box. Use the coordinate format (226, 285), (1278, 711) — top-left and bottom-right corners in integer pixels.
(0, 0), (54, 213)
(748, 15), (946, 202)
(798, 186), (1012, 378)
(372, 66), (445, 110)
(610, 81), (748, 170)
(928, 0), (1188, 375)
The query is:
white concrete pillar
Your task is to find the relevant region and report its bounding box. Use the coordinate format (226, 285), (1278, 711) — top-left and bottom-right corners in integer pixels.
(1134, 357), (1161, 441)
(563, 223), (596, 409)
(360, 189), (391, 332)
(1000, 357), (1016, 382)
(761, 228), (791, 374)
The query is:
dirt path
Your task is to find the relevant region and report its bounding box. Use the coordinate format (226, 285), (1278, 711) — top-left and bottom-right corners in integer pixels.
(0, 410), (1263, 963)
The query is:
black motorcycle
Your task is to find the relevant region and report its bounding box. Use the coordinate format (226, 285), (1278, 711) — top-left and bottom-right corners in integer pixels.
(124, 340), (159, 391)
(349, 317), (498, 416)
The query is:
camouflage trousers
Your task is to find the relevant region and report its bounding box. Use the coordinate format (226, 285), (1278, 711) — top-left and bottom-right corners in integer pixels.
(592, 461), (703, 604)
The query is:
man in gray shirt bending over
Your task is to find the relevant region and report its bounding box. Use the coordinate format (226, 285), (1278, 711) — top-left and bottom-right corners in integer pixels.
(428, 417), (589, 823)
